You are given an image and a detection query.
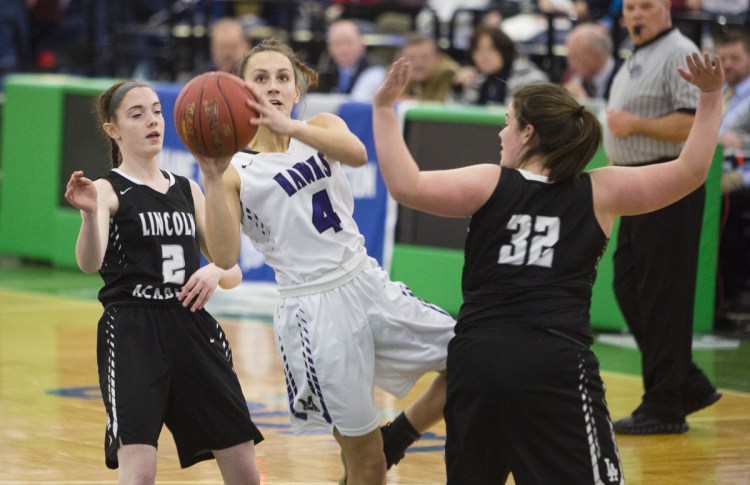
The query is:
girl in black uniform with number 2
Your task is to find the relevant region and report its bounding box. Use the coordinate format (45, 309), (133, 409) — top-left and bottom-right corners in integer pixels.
(64, 81), (263, 485)
(372, 52), (723, 484)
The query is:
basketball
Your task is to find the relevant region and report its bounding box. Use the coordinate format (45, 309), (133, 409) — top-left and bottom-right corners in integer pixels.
(174, 71), (257, 158)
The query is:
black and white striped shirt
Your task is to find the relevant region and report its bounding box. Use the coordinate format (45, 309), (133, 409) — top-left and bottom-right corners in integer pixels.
(604, 28), (699, 166)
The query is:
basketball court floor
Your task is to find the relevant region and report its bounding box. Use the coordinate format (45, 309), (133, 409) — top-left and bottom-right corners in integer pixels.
(1, 257), (749, 484)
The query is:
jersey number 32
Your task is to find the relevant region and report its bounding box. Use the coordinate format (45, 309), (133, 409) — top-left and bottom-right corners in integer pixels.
(498, 214), (559, 268)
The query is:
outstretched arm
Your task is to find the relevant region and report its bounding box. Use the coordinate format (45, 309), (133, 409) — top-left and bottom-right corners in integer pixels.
(372, 58), (499, 218)
(592, 52), (724, 230)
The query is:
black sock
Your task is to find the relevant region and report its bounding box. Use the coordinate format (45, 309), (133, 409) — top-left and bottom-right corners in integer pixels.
(382, 412), (422, 468)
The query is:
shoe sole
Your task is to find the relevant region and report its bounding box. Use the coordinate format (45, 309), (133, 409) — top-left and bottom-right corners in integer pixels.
(614, 422), (689, 435)
(685, 392), (722, 415)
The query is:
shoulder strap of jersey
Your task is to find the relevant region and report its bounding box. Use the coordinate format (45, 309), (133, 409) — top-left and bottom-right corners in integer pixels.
(101, 170), (132, 194)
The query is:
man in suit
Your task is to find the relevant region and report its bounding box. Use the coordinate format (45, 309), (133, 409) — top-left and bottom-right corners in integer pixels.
(208, 17), (250, 74)
(316, 19), (386, 102)
(562, 22), (621, 102)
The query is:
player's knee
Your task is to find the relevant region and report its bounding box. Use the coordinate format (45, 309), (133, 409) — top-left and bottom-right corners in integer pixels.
(348, 451), (387, 483)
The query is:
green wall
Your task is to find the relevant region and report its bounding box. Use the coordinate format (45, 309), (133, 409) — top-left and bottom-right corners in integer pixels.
(0, 75), (113, 267)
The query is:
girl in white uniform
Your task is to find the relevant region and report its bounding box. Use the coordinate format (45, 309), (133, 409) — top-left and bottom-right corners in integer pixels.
(197, 39), (456, 484)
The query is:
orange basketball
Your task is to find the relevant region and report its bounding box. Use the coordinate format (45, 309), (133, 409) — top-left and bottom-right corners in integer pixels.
(174, 71), (257, 158)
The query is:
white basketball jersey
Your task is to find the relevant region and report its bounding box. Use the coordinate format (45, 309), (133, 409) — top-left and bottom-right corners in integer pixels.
(231, 136), (366, 289)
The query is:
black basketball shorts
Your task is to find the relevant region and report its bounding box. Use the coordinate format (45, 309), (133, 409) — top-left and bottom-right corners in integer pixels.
(97, 303), (263, 469)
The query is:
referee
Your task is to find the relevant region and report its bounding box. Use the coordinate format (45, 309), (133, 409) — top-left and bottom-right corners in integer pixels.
(604, 0), (721, 435)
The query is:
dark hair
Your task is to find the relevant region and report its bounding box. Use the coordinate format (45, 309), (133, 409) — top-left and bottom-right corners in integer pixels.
(96, 80), (150, 168)
(469, 26), (516, 68)
(511, 83), (601, 182)
(237, 38), (318, 96)
(714, 28), (750, 54)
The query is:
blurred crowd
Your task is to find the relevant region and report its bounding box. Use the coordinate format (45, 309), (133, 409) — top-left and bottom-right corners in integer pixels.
(1, 0), (747, 89)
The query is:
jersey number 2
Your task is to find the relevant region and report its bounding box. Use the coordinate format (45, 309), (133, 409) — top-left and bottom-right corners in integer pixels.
(312, 189), (342, 233)
(498, 214), (559, 267)
(162, 244), (186, 284)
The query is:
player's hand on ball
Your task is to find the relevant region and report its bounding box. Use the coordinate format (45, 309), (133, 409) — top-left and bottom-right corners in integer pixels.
(194, 154), (233, 180)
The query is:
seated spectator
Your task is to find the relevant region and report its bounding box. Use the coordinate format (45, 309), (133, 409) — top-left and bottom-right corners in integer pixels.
(716, 30), (750, 135)
(562, 22), (621, 101)
(315, 19), (386, 102)
(208, 17), (251, 74)
(714, 30), (750, 327)
(717, 98), (750, 326)
(696, 0), (749, 20)
(400, 32), (460, 102)
(721, 97), (750, 151)
(720, 98), (750, 181)
(453, 25), (548, 105)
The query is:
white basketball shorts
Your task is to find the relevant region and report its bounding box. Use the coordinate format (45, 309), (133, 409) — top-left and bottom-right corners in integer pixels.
(273, 257), (456, 437)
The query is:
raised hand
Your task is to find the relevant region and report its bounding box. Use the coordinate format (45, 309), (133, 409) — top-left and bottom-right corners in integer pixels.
(373, 57), (412, 108)
(677, 51), (724, 92)
(64, 171), (97, 212)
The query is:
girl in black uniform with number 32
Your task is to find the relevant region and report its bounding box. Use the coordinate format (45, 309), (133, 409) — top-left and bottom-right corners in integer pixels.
(372, 52), (723, 484)
(64, 81), (263, 485)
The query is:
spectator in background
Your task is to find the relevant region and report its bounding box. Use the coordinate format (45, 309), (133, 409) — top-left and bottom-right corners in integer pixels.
(714, 29), (750, 328)
(208, 17), (250, 74)
(720, 102), (750, 164)
(315, 19), (386, 102)
(715, 30), (750, 136)
(454, 25), (548, 105)
(692, 0), (749, 20)
(400, 32), (460, 102)
(717, 99), (750, 328)
(562, 22), (621, 102)
(540, 0), (619, 24)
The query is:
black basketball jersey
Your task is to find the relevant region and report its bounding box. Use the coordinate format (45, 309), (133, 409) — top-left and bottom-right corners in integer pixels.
(97, 170), (201, 306)
(456, 168), (608, 342)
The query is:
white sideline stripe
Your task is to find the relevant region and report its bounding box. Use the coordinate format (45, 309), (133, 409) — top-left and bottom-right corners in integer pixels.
(597, 333), (740, 350)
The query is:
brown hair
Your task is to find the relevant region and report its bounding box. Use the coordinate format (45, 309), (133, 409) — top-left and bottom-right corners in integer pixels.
(237, 38), (318, 96)
(714, 28), (750, 54)
(511, 83), (601, 182)
(469, 26), (516, 69)
(96, 80), (150, 168)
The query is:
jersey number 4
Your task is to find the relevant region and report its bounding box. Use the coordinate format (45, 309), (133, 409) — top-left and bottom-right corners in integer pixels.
(312, 189), (343, 234)
(498, 214), (559, 267)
